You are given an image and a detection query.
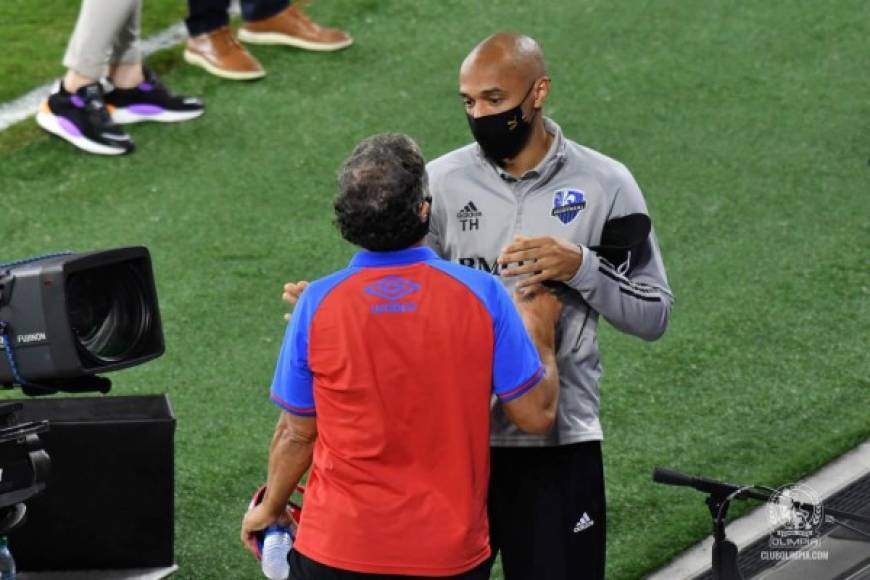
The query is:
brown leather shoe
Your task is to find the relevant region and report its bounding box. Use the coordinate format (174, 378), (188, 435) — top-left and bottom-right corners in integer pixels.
(238, 3), (353, 52)
(184, 26), (266, 81)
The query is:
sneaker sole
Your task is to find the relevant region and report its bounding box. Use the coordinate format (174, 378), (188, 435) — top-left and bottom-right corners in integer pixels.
(36, 111), (131, 156)
(183, 49), (266, 81)
(236, 28), (353, 51)
(111, 107), (205, 125)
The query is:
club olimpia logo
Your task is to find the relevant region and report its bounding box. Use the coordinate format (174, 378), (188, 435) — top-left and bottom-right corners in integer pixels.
(767, 483), (825, 549)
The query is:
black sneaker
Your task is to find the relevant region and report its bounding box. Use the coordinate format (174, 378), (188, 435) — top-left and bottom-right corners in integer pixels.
(36, 81), (134, 156)
(105, 67), (205, 124)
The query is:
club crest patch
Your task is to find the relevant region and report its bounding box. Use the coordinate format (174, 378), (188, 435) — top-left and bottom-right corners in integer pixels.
(551, 189), (587, 224)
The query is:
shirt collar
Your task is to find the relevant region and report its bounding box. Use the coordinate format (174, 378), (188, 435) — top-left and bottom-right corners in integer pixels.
(349, 245), (438, 268)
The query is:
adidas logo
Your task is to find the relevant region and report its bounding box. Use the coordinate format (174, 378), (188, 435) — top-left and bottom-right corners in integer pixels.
(573, 512), (594, 533)
(457, 201), (482, 232)
(456, 201), (482, 219)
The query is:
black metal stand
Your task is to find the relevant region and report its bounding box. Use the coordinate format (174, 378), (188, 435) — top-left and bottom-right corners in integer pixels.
(0, 403), (50, 536)
(653, 466), (870, 580)
(706, 493), (744, 580)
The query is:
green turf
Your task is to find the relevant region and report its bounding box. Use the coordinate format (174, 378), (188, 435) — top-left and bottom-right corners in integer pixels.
(1, 0), (869, 578)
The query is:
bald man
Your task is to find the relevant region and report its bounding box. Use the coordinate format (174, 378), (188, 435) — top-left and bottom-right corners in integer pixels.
(423, 34), (673, 579)
(283, 33), (672, 579)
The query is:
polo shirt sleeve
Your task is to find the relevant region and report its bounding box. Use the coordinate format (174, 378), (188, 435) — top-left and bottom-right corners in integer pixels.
(489, 281), (545, 403)
(270, 291), (316, 417)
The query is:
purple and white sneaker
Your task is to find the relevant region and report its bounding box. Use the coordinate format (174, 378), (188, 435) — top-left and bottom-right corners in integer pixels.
(105, 67), (205, 124)
(36, 81), (134, 156)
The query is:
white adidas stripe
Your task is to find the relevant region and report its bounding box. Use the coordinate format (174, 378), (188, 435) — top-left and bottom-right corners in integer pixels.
(598, 261), (665, 296)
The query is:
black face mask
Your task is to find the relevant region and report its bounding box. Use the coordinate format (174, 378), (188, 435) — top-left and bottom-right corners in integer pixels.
(466, 83), (538, 163)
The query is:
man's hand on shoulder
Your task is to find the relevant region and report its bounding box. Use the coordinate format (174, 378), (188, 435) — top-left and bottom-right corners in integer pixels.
(498, 235), (583, 289)
(282, 281), (310, 321)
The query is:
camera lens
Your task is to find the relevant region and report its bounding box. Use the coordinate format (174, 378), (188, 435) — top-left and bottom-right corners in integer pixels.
(66, 262), (153, 366)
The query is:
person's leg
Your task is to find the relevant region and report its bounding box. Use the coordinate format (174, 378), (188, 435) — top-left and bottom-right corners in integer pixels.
(109, 63), (143, 90)
(107, 0), (143, 88)
(37, 0), (135, 155)
(489, 445), (545, 580)
(62, 70), (97, 94)
(289, 548), (490, 580)
(96, 0), (204, 124)
(241, 0), (288, 22)
(289, 549), (374, 579)
(491, 442), (607, 580)
(486, 446), (506, 576)
(185, 0), (232, 37)
(62, 0), (139, 88)
(562, 441), (606, 580)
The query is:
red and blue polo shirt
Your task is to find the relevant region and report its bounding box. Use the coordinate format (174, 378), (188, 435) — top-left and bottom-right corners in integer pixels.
(270, 245), (543, 576)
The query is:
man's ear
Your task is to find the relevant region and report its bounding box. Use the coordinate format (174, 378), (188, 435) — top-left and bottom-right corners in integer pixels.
(533, 76), (551, 109)
(420, 196), (432, 221)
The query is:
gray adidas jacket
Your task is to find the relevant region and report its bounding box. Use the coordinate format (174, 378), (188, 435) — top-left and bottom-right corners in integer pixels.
(426, 118), (673, 447)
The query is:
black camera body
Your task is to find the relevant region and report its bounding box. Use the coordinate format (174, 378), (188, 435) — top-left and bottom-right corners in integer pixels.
(0, 246), (164, 391)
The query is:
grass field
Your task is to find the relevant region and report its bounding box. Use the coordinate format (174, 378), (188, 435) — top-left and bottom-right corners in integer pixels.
(1, 1), (869, 578)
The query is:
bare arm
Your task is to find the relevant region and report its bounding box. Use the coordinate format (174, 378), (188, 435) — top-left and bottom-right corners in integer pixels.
(240, 412), (317, 552)
(501, 289), (561, 434)
(262, 412), (317, 513)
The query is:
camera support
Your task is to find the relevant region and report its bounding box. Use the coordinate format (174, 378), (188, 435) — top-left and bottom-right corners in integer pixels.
(0, 403), (50, 535)
(653, 467), (870, 580)
(706, 487), (747, 580)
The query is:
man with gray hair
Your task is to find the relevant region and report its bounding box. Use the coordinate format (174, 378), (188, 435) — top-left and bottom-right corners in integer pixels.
(285, 35), (672, 578)
(244, 133), (563, 579)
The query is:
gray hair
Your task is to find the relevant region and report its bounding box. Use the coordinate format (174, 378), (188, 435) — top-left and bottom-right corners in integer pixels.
(334, 133), (430, 251)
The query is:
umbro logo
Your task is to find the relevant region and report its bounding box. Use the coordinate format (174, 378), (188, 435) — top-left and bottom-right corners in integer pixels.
(457, 201), (482, 232)
(573, 512), (594, 533)
(364, 276), (420, 315)
(364, 276), (419, 301)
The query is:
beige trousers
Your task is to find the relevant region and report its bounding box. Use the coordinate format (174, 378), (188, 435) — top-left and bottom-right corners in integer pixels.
(62, 0), (143, 80)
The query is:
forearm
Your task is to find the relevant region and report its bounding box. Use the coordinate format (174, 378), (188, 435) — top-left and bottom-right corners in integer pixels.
(566, 246), (672, 341)
(535, 349), (559, 419)
(261, 419), (315, 516)
(525, 323), (560, 425)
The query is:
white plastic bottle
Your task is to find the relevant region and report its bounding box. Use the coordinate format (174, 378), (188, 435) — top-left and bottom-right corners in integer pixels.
(0, 536), (15, 580)
(261, 525), (292, 580)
